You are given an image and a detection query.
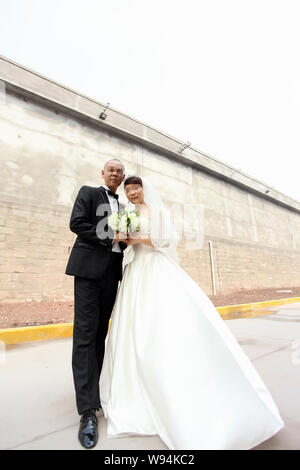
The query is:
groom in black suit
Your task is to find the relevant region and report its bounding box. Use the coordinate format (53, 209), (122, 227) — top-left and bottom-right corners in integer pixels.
(65, 159), (126, 449)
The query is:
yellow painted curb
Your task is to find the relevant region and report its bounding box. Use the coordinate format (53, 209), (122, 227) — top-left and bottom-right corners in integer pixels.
(0, 297), (299, 345)
(217, 296), (300, 318)
(0, 323), (73, 345)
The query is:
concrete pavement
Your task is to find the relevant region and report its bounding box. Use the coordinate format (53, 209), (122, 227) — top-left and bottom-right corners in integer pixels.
(1, 302), (300, 450)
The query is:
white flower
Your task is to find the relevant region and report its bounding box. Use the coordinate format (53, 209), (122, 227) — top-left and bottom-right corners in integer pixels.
(108, 212), (119, 231)
(128, 211), (140, 232)
(108, 209), (140, 234)
(119, 213), (128, 233)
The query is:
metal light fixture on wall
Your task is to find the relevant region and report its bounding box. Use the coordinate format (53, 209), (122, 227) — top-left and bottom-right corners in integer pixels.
(99, 102), (110, 120)
(178, 141), (191, 153)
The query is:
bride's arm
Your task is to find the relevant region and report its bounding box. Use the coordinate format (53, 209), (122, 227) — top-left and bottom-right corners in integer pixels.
(123, 234), (154, 247)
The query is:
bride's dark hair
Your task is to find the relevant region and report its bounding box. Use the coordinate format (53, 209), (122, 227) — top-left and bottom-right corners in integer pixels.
(124, 175), (143, 187)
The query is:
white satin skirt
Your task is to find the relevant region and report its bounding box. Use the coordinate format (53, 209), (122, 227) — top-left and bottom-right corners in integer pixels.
(99, 245), (284, 450)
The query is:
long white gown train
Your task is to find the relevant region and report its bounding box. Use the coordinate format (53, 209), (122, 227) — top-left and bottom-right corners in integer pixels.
(99, 217), (284, 450)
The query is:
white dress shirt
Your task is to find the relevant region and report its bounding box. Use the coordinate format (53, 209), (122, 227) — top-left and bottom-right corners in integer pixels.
(101, 185), (122, 253)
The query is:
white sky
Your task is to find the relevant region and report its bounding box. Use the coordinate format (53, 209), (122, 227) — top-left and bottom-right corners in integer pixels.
(0, 0), (300, 202)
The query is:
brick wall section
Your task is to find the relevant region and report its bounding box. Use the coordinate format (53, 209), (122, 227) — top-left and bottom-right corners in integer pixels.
(0, 89), (300, 301)
(178, 237), (300, 297)
(0, 200), (75, 301)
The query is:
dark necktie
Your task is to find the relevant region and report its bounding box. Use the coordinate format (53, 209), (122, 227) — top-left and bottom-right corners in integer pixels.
(106, 189), (119, 200)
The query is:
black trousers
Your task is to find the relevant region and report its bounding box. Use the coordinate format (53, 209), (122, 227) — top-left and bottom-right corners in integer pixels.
(72, 252), (122, 415)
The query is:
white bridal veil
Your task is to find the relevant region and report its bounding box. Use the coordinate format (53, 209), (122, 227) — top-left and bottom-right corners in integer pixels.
(122, 176), (180, 270)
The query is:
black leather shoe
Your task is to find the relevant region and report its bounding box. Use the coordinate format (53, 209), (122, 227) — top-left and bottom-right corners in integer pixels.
(78, 409), (98, 449)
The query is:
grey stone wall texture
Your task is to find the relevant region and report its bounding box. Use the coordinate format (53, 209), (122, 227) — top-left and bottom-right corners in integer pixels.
(0, 55), (300, 302)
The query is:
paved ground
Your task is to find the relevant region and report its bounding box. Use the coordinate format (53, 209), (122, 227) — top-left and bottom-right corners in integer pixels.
(1, 302), (300, 450)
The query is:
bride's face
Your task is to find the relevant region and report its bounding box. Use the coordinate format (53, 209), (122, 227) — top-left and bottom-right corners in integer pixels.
(125, 184), (144, 204)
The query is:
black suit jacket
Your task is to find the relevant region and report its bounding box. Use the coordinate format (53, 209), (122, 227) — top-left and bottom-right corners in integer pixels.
(65, 185), (126, 281)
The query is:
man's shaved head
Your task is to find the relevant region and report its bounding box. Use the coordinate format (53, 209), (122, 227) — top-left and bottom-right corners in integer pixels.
(104, 159), (125, 171)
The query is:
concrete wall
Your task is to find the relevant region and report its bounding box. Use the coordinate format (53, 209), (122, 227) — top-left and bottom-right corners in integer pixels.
(0, 55), (300, 302)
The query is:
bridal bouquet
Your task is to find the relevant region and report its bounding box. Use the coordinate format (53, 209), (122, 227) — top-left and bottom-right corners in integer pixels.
(108, 209), (140, 234)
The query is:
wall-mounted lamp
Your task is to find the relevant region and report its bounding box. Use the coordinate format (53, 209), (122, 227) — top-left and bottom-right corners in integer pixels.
(99, 102), (110, 120)
(178, 141), (191, 153)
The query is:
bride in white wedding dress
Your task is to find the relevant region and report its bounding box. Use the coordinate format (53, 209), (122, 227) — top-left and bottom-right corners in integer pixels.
(99, 175), (284, 450)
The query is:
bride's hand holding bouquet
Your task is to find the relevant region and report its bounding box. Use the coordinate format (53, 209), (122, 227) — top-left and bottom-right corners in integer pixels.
(108, 209), (141, 244)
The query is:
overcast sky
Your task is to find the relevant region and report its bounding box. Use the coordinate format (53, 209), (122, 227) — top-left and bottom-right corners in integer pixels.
(0, 0), (300, 202)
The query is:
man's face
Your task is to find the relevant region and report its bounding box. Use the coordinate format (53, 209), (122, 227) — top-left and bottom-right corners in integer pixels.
(101, 161), (125, 191)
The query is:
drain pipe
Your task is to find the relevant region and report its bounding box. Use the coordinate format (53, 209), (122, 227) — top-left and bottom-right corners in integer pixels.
(208, 240), (217, 295)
